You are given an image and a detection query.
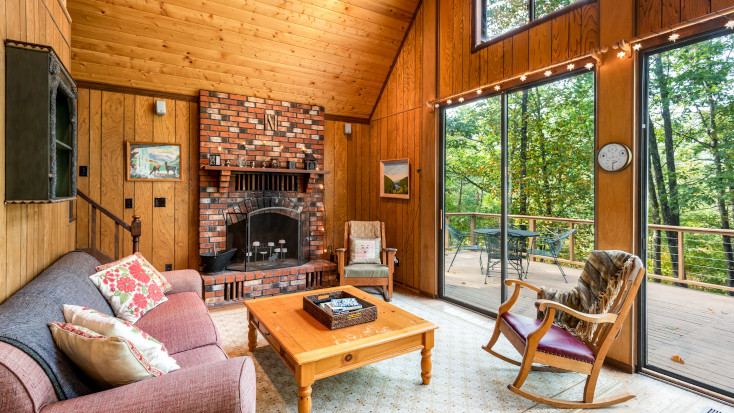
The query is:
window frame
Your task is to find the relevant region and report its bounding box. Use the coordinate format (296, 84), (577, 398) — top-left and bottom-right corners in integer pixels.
(472, 0), (596, 53)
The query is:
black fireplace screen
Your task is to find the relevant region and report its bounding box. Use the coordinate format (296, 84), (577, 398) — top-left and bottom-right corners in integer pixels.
(225, 197), (309, 271)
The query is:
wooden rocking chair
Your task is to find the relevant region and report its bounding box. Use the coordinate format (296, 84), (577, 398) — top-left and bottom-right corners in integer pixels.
(483, 250), (646, 409)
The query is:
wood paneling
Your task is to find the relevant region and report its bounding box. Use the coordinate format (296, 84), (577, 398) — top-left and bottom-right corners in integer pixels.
(638, 0), (731, 37)
(0, 0), (75, 304)
(438, 0), (599, 98)
(75, 87), (199, 272)
(67, 0), (420, 118)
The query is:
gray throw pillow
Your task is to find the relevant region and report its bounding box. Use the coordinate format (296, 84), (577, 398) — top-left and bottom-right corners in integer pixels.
(349, 237), (382, 264)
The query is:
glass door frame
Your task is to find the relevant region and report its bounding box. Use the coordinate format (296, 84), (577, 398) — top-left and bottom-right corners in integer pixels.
(438, 68), (596, 318)
(636, 27), (734, 401)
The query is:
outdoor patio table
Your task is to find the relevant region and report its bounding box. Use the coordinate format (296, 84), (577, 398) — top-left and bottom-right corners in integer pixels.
(474, 228), (540, 280)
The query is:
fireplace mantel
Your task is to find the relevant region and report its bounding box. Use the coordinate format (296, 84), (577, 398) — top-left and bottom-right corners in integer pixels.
(201, 165), (329, 174)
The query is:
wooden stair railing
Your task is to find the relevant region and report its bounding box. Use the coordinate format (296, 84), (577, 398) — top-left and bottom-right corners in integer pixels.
(77, 190), (141, 262)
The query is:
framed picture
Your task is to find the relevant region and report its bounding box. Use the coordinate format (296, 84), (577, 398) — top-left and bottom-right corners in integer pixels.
(126, 141), (182, 181)
(380, 158), (409, 199)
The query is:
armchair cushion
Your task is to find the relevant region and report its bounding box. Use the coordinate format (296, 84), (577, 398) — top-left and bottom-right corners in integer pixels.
(349, 237), (382, 264)
(343, 263), (389, 278)
(500, 313), (596, 364)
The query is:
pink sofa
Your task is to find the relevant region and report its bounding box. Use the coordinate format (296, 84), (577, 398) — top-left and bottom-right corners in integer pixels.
(0, 255), (256, 413)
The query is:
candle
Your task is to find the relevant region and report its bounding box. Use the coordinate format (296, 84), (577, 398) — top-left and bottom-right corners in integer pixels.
(274, 248), (281, 253)
(279, 239), (286, 244)
(246, 252), (252, 256)
(282, 248), (288, 253)
(267, 242), (275, 247)
(253, 241), (260, 247)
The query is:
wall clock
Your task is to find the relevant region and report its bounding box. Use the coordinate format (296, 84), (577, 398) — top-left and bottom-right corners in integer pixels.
(597, 142), (632, 172)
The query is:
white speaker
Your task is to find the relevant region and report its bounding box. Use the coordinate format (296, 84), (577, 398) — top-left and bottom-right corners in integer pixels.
(344, 123), (352, 135)
(155, 100), (166, 115)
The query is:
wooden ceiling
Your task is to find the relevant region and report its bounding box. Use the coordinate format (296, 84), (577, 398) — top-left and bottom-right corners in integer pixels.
(67, 0), (420, 118)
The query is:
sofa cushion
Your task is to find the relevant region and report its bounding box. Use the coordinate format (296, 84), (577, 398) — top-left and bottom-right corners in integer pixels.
(96, 253), (172, 293)
(49, 322), (165, 389)
(0, 251), (111, 400)
(89, 258), (169, 323)
(171, 344), (228, 370)
(63, 305), (180, 374)
(134, 292), (220, 354)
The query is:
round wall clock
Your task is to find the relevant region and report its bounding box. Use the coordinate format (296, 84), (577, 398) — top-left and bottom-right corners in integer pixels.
(597, 142), (632, 172)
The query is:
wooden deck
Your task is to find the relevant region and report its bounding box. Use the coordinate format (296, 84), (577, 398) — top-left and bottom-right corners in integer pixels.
(443, 250), (734, 395)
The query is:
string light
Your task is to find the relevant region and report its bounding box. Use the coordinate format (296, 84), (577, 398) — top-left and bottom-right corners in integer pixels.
(617, 50), (627, 59)
(669, 32), (680, 42)
(726, 19), (734, 30)
(494, 85), (501, 91)
(476, 89), (483, 94)
(458, 97), (464, 103)
(434, 103), (440, 108)
(633, 43), (642, 51)
(585, 62), (594, 70)
(520, 74), (527, 81)
(566, 63), (575, 71)
(447, 99), (452, 104)
(544, 70), (552, 77)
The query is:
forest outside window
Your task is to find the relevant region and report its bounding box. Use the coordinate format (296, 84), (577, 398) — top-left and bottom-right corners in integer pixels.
(476, 0), (592, 47)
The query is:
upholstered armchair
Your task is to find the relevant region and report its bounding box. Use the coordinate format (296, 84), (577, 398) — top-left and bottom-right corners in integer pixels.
(335, 221), (395, 301)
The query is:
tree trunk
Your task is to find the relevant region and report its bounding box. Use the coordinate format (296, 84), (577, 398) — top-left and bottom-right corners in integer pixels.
(651, 56), (683, 284)
(648, 170), (662, 281)
(458, 177), (464, 209)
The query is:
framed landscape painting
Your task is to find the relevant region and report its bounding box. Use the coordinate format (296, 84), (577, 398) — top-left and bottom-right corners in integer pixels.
(380, 159), (409, 199)
(126, 142), (182, 181)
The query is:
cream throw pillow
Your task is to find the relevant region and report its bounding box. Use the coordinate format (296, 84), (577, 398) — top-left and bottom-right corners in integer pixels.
(96, 253), (172, 293)
(63, 305), (180, 373)
(49, 322), (164, 389)
(349, 237), (382, 264)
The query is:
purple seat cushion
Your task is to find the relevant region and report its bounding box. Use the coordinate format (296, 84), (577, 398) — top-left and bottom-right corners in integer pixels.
(135, 292), (221, 354)
(172, 345), (228, 370)
(501, 312), (596, 364)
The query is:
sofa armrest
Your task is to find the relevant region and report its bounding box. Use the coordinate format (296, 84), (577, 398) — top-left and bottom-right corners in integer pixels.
(41, 357), (256, 413)
(162, 269), (203, 298)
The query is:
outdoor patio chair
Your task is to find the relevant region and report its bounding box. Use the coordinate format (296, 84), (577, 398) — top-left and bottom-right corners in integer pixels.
(483, 250), (646, 409)
(482, 232), (527, 283)
(446, 224), (484, 272)
(527, 228), (577, 283)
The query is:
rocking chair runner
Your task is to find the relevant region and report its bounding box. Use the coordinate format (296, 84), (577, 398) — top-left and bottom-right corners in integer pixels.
(483, 250), (646, 409)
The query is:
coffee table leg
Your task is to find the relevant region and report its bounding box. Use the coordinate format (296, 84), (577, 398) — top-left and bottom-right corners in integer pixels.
(421, 331), (434, 385)
(247, 314), (257, 352)
(296, 364), (315, 413)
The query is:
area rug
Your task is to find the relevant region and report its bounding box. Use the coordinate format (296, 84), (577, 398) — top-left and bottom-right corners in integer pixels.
(209, 289), (620, 412)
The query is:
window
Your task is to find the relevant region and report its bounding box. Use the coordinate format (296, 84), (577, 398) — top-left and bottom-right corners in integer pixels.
(476, 0), (591, 46)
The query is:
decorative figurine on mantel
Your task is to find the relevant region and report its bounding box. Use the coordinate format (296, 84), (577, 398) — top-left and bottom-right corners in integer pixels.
(305, 151), (317, 170)
(271, 159), (279, 168)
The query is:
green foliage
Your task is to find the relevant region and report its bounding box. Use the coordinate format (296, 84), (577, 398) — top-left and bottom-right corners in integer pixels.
(444, 72), (595, 262)
(646, 32), (734, 293)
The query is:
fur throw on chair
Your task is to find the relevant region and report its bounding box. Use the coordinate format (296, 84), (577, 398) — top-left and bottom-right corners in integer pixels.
(538, 250), (638, 343)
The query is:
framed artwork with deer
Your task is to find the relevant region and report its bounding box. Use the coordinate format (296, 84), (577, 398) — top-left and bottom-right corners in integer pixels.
(126, 141), (182, 181)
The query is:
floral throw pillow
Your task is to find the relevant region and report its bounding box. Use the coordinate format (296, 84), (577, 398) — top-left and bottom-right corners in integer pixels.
(63, 304), (179, 373)
(49, 322), (164, 389)
(349, 237), (382, 264)
(89, 259), (168, 323)
(96, 253), (172, 293)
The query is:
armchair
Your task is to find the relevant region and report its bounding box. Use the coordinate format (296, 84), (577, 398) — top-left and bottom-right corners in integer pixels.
(482, 250), (646, 408)
(336, 221), (395, 301)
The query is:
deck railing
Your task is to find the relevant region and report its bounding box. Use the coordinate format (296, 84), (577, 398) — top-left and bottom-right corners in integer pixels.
(445, 212), (734, 294)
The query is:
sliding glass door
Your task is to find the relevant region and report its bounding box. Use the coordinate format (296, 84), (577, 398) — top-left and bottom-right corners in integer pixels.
(640, 29), (734, 398)
(441, 71), (595, 316)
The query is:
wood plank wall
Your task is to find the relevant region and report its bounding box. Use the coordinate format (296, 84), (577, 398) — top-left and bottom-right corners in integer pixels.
(343, 0), (438, 295)
(438, 0), (599, 98)
(75, 88), (199, 272)
(638, 0), (734, 34)
(0, 0), (75, 304)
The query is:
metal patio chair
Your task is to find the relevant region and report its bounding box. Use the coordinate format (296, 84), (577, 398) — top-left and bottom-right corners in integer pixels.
(527, 228), (577, 283)
(446, 224), (484, 273)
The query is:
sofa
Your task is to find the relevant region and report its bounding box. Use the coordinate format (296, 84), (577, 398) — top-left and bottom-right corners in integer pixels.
(0, 251), (256, 413)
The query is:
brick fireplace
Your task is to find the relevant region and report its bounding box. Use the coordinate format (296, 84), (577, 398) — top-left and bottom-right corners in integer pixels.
(198, 90), (336, 305)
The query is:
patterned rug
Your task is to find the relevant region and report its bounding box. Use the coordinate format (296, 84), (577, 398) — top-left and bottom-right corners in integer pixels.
(209, 288), (620, 413)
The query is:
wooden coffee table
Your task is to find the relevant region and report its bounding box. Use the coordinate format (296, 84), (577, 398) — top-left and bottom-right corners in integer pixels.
(244, 286), (437, 413)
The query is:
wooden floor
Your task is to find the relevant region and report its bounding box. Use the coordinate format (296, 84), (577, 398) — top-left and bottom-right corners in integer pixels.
(443, 250), (734, 396)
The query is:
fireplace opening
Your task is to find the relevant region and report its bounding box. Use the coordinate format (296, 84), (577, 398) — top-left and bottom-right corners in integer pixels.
(225, 197), (309, 272)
